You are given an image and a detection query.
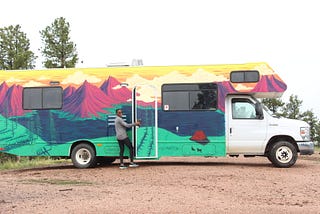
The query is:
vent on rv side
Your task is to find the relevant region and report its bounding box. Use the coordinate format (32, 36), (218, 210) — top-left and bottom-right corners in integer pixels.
(230, 70), (260, 83)
(50, 81), (60, 85)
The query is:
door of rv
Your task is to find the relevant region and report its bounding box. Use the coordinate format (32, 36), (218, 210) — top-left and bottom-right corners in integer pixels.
(226, 95), (267, 154)
(132, 85), (158, 159)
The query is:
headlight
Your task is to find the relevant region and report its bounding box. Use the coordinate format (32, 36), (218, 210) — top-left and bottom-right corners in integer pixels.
(300, 127), (310, 141)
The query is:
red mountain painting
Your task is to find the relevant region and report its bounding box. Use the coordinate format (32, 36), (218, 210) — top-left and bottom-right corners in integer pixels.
(63, 81), (114, 118)
(251, 75), (287, 92)
(63, 85), (76, 99)
(0, 84), (26, 117)
(0, 77), (133, 118)
(100, 76), (158, 108)
(0, 82), (9, 104)
(100, 76), (132, 103)
(0, 74), (288, 118)
(217, 81), (237, 112)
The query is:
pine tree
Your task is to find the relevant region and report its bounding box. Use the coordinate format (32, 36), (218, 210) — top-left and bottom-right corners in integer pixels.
(0, 25), (36, 70)
(261, 98), (284, 116)
(40, 17), (78, 68)
(282, 95), (303, 119)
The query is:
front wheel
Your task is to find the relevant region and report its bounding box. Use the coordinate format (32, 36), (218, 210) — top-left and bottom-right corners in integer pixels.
(268, 141), (297, 168)
(71, 143), (97, 168)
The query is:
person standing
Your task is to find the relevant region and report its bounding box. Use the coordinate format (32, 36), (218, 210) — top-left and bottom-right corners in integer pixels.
(115, 109), (140, 169)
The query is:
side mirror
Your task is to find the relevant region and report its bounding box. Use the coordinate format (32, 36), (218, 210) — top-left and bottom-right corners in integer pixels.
(255, 103), (264, 119)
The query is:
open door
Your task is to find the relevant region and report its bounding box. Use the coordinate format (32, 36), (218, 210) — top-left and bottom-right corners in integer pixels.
(132, 85), (158, 159)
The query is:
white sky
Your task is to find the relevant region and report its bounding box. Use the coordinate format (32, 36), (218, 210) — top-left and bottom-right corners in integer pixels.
(1, 0), (319, 117)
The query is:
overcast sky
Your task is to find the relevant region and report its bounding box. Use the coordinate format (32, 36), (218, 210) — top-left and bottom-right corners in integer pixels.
(1, 0), (319, 117)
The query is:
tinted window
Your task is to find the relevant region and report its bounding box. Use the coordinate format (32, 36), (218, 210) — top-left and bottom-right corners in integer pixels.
(162, 91), (189, 111)
(230, 70), (260, 83)
(23, 87), (63, 110)
(162, 83), (217, 111)
(23, 88), (42, 109)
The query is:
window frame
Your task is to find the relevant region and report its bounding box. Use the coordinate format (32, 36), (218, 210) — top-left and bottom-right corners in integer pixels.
(161, 83), (218, 112)
(231, 98), (257, 119)
(23, 86), (63, 110)
(230, 70), (260, 83)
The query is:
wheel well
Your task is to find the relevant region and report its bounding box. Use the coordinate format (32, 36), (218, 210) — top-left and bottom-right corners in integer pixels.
(264, 135), (299, 156)
(69, 140), (96, 157)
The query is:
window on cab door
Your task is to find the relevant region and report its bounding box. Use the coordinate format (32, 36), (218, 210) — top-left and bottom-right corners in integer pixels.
(161, 83), (218, 111)
(232, 98), (257, 119)
(23, 87), (63, 110)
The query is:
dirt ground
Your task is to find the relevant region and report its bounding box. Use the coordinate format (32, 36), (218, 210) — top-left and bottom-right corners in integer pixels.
(1, 153), (320, 214)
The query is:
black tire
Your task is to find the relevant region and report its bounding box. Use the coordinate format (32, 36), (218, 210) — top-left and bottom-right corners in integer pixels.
(71, 143), (97, 169)
(268, 141), (297, 168)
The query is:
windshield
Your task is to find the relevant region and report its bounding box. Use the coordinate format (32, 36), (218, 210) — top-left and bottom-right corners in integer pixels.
(261, 103), (274, 116)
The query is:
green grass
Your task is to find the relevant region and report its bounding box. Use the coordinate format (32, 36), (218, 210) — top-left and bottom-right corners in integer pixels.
(0, 157), (70, 170)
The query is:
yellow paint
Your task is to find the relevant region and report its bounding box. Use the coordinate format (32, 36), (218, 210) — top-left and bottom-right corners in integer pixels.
(1, 62), (285, 103)
(0, 62), (277, 89)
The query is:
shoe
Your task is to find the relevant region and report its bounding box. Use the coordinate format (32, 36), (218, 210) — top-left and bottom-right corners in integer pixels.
(119, 164), (128, 169)
(129, 163), (139, 168)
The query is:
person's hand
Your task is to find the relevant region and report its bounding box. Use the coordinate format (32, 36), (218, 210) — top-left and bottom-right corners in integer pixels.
(135, 121), (141, 126)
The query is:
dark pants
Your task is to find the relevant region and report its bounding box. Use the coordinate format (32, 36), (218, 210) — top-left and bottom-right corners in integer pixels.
(117, 137), (134, 164)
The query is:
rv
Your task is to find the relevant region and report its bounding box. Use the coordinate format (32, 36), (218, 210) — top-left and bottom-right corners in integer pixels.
(0, 62), (314, 168)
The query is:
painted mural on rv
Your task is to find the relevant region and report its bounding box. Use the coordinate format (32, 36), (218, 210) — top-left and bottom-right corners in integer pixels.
(0, 63), (286, 157)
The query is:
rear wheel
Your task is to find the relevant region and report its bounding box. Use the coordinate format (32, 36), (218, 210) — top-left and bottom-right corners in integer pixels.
(71, 143), (97, 168)
(268, 141), (297, 168)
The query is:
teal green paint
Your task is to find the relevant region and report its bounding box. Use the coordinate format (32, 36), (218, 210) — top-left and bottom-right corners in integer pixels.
(156, 127), (226, 157)
(0, 112), (226, 159)
(135, 127), (226, 158)
(0, 114), (46, 156)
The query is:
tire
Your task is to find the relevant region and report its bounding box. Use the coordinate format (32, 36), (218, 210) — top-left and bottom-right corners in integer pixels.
(71, 143), (97, 169)
(268, 141), (297, 168)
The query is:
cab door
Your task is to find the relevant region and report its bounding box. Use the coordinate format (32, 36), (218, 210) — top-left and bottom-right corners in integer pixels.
(132, 85), (158, 159)
(226, 95), (268, 154)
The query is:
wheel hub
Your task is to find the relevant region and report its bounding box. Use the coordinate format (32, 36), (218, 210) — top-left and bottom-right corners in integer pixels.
(76, 148), (91, 165)
(276, 146), (292, 163)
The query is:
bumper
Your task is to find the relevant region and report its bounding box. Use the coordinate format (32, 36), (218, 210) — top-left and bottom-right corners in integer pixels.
(297, 141), (314, 155)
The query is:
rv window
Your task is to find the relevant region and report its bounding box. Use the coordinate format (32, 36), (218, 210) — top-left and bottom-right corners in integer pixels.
(232, 98), (257, 119)
(162, 83), (217, 111)
(23, 87), (63, 110)
(23, 88), (42, 109)
(230, 70), (259, 83)
(162, 91), (190, 111)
